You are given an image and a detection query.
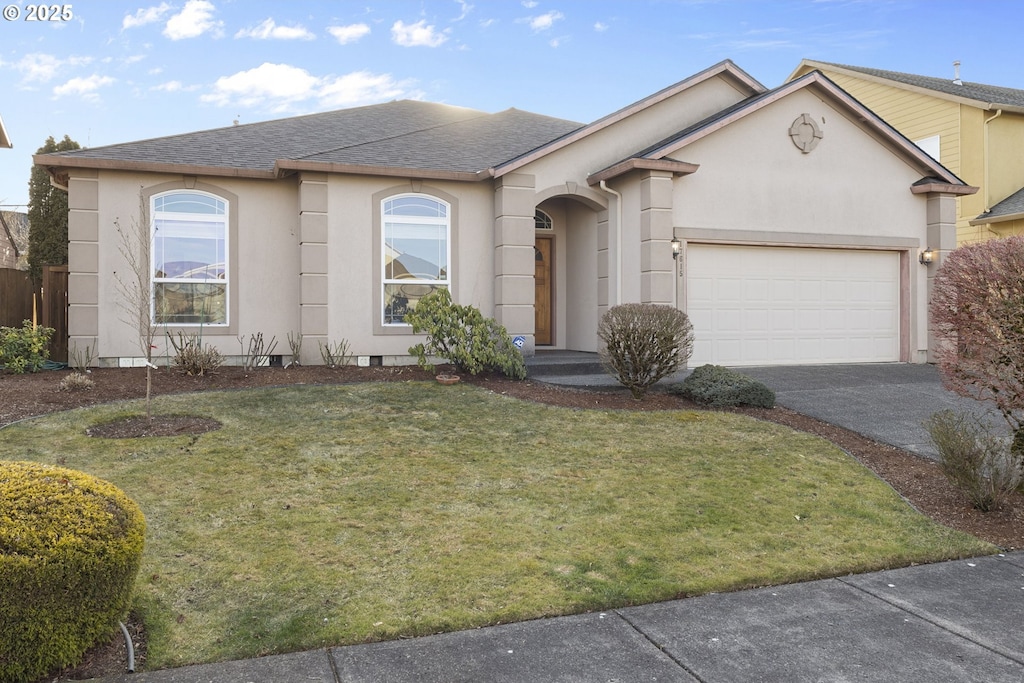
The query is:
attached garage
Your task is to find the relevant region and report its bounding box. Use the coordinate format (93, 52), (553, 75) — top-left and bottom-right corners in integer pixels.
(686, 244), (901, 366)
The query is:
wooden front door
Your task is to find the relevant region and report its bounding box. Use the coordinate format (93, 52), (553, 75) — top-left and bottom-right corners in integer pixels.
(534, 237), (552, 345)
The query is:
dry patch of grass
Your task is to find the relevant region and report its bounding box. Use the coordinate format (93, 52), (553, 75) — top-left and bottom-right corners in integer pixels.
(0, 382), (993, 669)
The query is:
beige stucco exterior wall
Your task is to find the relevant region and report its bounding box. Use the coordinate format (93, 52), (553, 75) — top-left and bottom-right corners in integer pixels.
(76, 170), (301, 365)
(669, 87), (934, 361)
(322, 174), (496, 361)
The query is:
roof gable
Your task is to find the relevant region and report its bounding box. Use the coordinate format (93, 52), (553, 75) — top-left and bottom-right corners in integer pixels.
(0, 114), (11, 149)
(599, 70), (970, 189)
(495, 59), (766, 177)
(790, 60), (1024, 113)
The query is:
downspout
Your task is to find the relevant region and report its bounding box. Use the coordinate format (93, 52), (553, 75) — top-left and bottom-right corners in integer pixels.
(599, 180), (622, 306)
(984, 108), (1003, 212)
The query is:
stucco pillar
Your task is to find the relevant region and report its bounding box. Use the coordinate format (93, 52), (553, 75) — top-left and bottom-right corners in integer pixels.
(66, 171), (99, 365)
(925, 193), (958, 362)
(597, 209), (610, 320)
(298, 173), (329, 364)
(639, 171), (675, 305)
(494, 173), (536, 354)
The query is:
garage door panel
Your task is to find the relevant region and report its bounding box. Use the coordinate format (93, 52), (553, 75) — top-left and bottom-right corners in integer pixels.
(687, 245), (899, 366)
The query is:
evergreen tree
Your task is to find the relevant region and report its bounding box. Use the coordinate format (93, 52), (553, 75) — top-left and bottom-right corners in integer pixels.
(27, 135), (80, 281)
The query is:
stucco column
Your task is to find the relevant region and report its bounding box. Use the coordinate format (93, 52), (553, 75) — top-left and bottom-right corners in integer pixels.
(493, 173), (536, 354)
(66, 171), (100, 365)
(925, 193), (958, 362)
(639, 171), (675, 305)
(597, 209), (610, 320)
(298, 173), (329, 364)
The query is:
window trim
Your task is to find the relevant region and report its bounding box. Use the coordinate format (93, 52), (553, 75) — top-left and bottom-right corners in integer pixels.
(372, 185), (459, 335)
(141, 181), (239, 335)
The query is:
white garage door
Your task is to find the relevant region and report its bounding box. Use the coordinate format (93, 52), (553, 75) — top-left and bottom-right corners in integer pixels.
(686, 244), (900, 366)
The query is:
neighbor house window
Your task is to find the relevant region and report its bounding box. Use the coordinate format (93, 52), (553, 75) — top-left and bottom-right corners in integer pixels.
(151, 191), (228, 325)
(382, 194), (450, 325)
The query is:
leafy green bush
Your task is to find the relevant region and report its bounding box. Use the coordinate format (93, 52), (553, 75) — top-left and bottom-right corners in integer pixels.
(406, 288), (526, 380)
(168, 332), (223, 376)
(0, 320), (54, 374)
(0, 461), (146, 683)
(672, 364), (776, 408)
(924, 409), (1023, 512)
(597, 303), (694, 399)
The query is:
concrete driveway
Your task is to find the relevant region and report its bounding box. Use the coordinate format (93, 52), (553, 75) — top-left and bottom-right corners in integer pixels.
(738, 363), (1007, 459)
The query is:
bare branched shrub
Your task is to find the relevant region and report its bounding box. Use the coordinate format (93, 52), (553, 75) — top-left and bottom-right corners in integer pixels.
(238, 332), (278, 371)
(319, 339), (351, 368)
(68, 344), (96, 373)
(59, 372), (95, 392)
(925, 409), (1023, 512)
(169, 332), (223, 376)
(598, 303), (694, 400)
(286, 332), (302, 367)
(930, 236), (1024, 451)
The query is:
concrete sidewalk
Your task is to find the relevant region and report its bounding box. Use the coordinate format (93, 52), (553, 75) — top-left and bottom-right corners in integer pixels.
(96, 552), (1024, 682)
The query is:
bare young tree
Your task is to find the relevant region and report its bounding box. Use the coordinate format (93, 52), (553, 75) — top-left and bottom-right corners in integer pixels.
(113, 191), (158, 420)
(930, 235), (1024, 451)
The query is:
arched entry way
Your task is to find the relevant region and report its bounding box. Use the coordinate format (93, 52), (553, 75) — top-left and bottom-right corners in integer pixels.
(534, 186), (606, 351)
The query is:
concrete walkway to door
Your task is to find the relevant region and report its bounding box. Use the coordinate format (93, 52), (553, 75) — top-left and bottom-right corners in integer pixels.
(527, 354), (1006, 460)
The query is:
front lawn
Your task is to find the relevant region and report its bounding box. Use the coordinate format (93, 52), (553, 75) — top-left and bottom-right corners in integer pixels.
(0, 382), (992, 669)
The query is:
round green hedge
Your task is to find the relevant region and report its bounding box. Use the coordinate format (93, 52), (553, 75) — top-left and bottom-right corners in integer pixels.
(0, 461), (146, 683)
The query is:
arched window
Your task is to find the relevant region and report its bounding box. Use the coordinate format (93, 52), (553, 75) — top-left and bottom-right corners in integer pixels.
(151, 191), (228, 325)
(535, 209), (553, 231)
(382, 194), (450, 325)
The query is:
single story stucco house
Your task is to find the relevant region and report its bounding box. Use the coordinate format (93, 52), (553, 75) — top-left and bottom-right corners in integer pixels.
(35, 60), (975, 368)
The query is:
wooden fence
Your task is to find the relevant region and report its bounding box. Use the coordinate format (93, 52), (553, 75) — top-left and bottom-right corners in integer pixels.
(0, 265), (69, 363)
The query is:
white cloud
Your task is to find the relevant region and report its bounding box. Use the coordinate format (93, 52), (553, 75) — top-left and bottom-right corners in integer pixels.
(453, 0), (473, 21)
(53, 74), (115, 101)
(152, 80), (183, 92)
(123, 2), (173, 30)
(201, 62), (418, 112)
(235, 18), (315, 41)
(391, 19), (448, 47)
(12, 53), (92, 83)
(327, 23), (370, 44)
(594, 21), (608, 32)
(522, 0), (538, 7)
(529, 11), (564, 31)
(164, 0), (223, 40)
(319, 71), (417, 108)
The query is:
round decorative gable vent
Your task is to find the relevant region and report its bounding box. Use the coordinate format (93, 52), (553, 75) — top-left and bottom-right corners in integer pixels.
(789, 113), (823, 153)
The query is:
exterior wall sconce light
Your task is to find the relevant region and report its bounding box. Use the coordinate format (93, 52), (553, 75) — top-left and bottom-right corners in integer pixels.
(671, 238), (682, 259)
(919, 248), (935, 265)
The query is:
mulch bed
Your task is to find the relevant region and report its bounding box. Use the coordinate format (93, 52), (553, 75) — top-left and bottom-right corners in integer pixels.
(5, 363), (1020, 680)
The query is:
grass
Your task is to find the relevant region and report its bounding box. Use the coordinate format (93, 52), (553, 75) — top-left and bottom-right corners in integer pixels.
(0, 381), (993, 669)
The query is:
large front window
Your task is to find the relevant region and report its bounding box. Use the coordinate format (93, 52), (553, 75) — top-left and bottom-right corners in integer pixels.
(382, 194), (449, 325)
(151, 191), (228, 325)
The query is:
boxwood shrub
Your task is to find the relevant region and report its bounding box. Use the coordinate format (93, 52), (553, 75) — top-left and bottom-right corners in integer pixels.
(672, 364), (776, 408)
(0, 461), (146, 683)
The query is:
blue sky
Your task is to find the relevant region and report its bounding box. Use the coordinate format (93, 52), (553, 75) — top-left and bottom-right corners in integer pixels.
(1, 0), (1022, 209)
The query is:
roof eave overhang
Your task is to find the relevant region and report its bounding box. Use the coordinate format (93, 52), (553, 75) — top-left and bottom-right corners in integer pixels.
(32, 154), (278, 180)
(970, 210), (1024, 226)
(911, 182), (979, 196)
(0, 115), (11, 149)
(587, 158), (699, 186)
(274, 159), (490, 182)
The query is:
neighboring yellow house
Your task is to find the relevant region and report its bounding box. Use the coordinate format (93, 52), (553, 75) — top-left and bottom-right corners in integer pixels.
(789, 60), (1024, 244)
